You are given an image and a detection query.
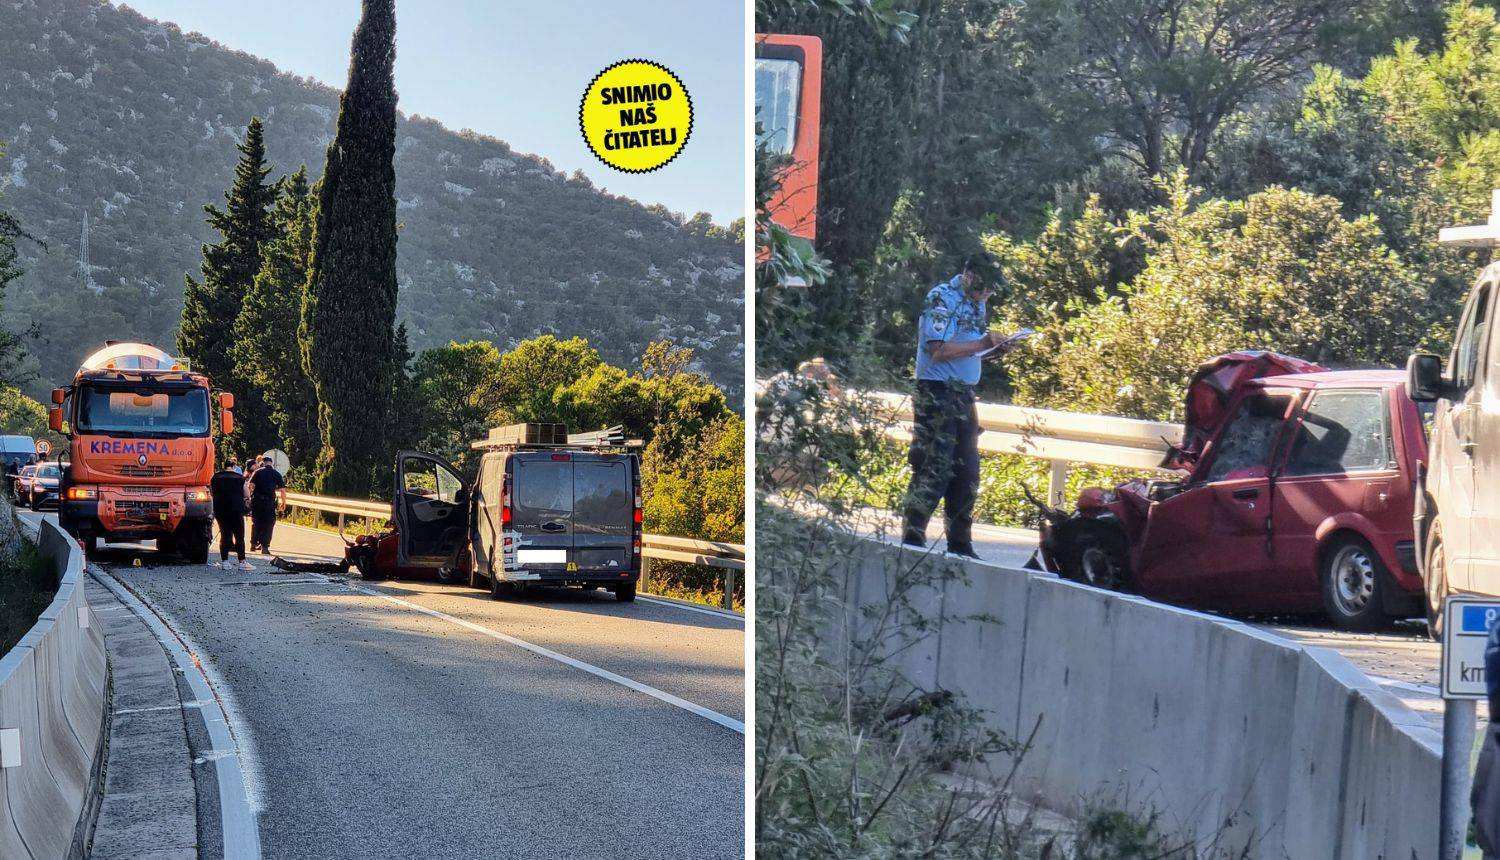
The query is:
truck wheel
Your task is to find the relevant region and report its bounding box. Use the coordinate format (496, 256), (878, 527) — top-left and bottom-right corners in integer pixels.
(1425, 524), (1449, 641)
(83, 534), (98, 558)
(181, 524), (211, 565)
(1056, 519), (1130, 591)
(615, 583), (637, 603)
(1320, 535), (1388, 632)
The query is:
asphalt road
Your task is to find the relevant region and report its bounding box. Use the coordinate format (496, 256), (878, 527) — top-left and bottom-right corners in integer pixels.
(22, 510), (744, 859)
(877, 510), (1473, 729)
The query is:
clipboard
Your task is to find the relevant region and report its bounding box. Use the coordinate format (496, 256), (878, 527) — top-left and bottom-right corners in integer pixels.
(976, 328), (1036, 359)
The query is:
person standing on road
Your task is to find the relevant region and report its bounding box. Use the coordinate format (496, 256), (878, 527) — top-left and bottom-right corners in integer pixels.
(901, 253), (1020, 558)
(248, 455), (286, 555)
(210, 460), (252, 570)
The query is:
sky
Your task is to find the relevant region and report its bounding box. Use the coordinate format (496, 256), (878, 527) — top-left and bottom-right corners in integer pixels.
(122, 0), (747, 224)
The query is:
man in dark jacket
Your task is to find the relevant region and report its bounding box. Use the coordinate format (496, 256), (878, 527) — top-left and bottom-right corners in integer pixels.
(248, 456), (286, 554)
(209, 461), (251, 570)
(1474, 617), (1500, 856)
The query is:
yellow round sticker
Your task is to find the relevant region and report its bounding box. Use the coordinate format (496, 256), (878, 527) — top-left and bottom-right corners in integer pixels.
(580, 59), (692, 173)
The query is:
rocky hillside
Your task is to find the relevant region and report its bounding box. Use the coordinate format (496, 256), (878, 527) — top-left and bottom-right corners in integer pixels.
(0, 0), (744, 400)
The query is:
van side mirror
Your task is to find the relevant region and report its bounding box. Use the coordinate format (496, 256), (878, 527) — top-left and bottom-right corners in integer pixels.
(47, 408), (62, 433)
(51, 388), (64, 405)
(220, 410), (235, 436)
(1407, 352), (1444, 402)
(219, 392), (235, 409)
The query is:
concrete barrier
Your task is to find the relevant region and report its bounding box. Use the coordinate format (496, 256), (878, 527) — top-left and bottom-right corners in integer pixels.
(0, 519), (108, 858)
(835, 536), (1441, 858)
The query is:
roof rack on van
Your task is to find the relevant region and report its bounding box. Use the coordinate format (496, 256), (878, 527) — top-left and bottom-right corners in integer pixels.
(471, 423), (642, 451)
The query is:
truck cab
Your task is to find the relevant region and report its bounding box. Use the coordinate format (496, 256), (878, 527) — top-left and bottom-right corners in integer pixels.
(50, 343), (232, 561)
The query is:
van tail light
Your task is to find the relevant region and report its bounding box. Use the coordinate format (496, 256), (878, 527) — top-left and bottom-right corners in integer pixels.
(501, 476), (512, 525)
(632, 480), (642, 553)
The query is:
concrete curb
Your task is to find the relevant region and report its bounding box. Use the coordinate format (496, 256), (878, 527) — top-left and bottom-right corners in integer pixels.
(838, 536), (1441, 859)
(0, 518), (108, 858)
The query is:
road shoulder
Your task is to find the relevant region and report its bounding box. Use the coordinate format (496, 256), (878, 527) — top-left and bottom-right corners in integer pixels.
(83, 574), (200, 858)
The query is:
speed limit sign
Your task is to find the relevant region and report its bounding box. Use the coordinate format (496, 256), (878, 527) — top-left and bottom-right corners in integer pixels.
(35, 439), (51, 456)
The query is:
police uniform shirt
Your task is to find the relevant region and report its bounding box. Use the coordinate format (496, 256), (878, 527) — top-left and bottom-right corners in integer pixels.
(914, 275), (988, 386)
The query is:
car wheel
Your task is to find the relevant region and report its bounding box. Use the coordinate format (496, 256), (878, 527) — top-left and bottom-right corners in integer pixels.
(1056, 519), (1130, 591)
(1320, 535), (1388, 632)
(615, 583), (637, 603)
(1425, 523), (1449, 641)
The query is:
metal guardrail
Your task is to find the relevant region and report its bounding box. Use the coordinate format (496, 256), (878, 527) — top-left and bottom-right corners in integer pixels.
(281, 491), (745, 611)
(866, 390), (1185, 506)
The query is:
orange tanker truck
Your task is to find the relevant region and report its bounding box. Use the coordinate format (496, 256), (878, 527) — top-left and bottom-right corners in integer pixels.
(47, 343), (234, 561)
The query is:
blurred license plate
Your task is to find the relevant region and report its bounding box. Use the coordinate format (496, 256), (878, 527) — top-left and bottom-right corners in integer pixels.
(517, 549), (566, 565)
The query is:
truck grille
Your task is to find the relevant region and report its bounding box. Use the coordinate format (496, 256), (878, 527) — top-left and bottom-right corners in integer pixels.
(114, 500), (169, 517)
(112, 465), (170, 478)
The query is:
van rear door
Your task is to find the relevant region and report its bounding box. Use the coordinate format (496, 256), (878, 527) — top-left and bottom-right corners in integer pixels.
(511, 453), (573, 570)
(395, 451), (470, 568)
(573, 454), (634, 572)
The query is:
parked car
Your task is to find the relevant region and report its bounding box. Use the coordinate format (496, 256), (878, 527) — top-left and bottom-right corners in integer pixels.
(347, 424), (644, 602)
(26, 462), (62, 510)
(13, 464), (38, 507)
(1036, 352), (1429, 631)
(1408, 258), (1500, 636)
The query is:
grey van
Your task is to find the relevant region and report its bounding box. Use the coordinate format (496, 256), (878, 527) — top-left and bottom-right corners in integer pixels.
(392, 437), (643, 601)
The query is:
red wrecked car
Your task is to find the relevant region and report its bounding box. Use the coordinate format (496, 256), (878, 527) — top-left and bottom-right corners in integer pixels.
(1034, 351), (1429, 631)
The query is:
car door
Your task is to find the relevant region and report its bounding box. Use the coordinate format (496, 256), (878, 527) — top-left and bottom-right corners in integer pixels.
(1136, 389), (1297, 605)
(1435, 278), (1494, 590)
(1469, 281), (1500, 594)
(394, 451), (470, 568)
(572, 454), (634, 572)
(470, 453), (501, 578)
(511, 453), (573, 570)
(1270, 387), (1400, 602)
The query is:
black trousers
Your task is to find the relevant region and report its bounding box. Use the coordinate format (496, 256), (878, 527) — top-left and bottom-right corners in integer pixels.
(902, 380), (980, 550)
(251, 498), (277, 551)
(215, 512), (245, 562)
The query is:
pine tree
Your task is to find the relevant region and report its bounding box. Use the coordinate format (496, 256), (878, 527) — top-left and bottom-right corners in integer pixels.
(233, 167), (320, 475)
(301, 0), (400, 497)
(178, 117), (279, 454)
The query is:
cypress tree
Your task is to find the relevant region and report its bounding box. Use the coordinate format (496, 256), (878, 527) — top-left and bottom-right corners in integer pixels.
(301, 0), (400, 497)
(179, 117), (278, 454)
(233, 167), (320, 475)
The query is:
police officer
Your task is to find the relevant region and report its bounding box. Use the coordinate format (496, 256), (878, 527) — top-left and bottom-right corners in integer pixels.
(902, 253), (1015, 558)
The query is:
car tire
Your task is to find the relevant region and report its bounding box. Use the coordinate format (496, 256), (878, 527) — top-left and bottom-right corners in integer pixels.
(1320, 534), (1389, 632)
(16, 492), (28, 510)
(615, 583), (637, 603)
(1425, 523), (1449, 641)
(1055, 519), (1130, 591)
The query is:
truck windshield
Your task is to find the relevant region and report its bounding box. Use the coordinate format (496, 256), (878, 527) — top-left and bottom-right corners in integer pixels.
(76, 386), (210, 436)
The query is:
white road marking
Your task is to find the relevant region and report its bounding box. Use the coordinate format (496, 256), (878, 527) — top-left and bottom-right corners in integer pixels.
(90, 566), (264, 859)
(345, 581), (745, 734)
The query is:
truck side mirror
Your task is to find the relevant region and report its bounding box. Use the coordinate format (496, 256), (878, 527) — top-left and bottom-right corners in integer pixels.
(51, 388), (64, 405)
(47, 408), (62, 433)
(1407, 352), (1444, 402)
(220, 410), (235, 436)
(219, 392), (235, 409)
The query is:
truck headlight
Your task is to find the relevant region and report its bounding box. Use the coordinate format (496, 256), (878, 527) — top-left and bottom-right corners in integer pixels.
(66, 486), (97, 500)
(187, 488), (210, 502)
